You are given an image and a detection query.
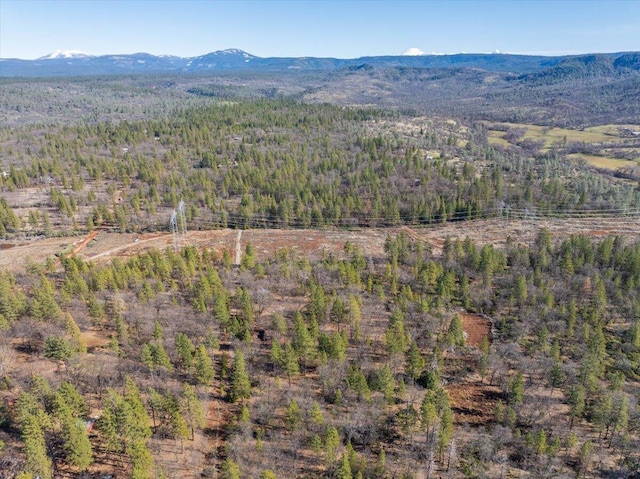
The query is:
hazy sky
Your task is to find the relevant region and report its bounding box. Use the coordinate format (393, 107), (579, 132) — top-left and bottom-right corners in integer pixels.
(1, 0), (638, 59)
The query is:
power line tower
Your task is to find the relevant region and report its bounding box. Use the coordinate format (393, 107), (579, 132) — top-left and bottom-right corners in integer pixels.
(169, 209), (179, 252)
(524, 206), (537, 245)
(178, 200), (187, 236)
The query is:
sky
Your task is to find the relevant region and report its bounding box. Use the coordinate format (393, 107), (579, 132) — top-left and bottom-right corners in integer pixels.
(1, 0), (639, 59)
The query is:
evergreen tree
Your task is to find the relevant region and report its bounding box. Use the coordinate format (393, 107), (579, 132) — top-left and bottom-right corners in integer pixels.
(165, 392), (190, 442)
(58, 403), (93, 471)
(229, 349), (252, 402)
(309, 401), (324, 428)
(16, 392), (53, 479)
(447, 315), (465, 347)
(65, 312), (87, 353)
(43, 335), (74, 365)
(324, 426), (340, 465)
(508, 372), (524, 405)
(384, 309), (409, 355)
(284, 398), (301, 431)
(405, 340), (425, 381)
(194, 344), (215, 386)
(292, 311), (315, 365)
(128, 440), (154, 479)
(57, 381), (89, 417)
(181, 383), (206, 440)
(220, 457), (241, 479)
(281, 343), (300, 385)
(30, 275), (63, 322)
(175, 332), (195, 372)
(336, 451), (353, 479)
(377, 364), (395, 404)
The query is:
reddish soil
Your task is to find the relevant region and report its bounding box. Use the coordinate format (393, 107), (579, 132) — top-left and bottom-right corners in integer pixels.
(459, 311), (492, 348)
(3, 217), (639, 273)
(447, 378), (502, 425)
(71, 229), (98, 255)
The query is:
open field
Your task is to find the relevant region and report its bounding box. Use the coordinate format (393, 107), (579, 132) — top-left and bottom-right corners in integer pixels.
(486, 122), (640, 170)
(2, 216), (640, 274)
(487, 122), (640, 146)
(566, 153), (638, 170)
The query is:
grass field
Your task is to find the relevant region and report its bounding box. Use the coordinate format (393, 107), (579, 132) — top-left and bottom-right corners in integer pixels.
(487, 122), (640, 170)
(567, 153), (639, 170)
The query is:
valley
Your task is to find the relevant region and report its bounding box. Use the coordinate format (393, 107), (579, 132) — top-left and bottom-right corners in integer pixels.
(1, 51), (639, 479)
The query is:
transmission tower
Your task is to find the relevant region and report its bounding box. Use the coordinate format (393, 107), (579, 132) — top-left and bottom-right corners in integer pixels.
(169, 209), (179, 252)
(178, 200), (187, 236)
(524, 206), (537, 245)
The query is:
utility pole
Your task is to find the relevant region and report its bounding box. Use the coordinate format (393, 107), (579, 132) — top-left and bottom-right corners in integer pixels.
(170, 209), (179, 252)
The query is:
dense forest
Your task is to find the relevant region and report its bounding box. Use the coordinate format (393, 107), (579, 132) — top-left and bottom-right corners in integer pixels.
(1, 98), (638, 238)
(0, 72), (639, 478)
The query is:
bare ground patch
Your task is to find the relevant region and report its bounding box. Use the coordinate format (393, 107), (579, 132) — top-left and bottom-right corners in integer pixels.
(459, 311), (492, 348)
(447, 377), (502, 425)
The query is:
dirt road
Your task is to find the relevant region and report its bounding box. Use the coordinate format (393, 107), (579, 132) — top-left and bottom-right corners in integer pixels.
(2, 217), (639, 272)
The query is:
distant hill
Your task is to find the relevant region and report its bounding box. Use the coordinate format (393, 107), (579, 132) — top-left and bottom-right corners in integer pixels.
(518, 53), (640, 83)
(1, 48), (637, 77)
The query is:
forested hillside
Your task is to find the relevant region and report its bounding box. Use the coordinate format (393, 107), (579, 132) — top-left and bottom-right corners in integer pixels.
(1, 226), (639, 478)
(0, 79), (639, 479)
(1, 99), (638, 238)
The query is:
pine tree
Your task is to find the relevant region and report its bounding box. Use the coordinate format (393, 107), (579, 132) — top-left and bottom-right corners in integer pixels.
(374, 448), (386, 477)
(405, 340), (425, 381)
(447, 315), (465, 347)
(421, 393), (438, 445)
(324, 426), (340, 465)
(65, 312), (87, 353)
(220, 457), (241, 479)
(229, 349), (251, 402)
(194, 344), (215, 386)
(336, 451), (353, 479)
(57, 381), (89, 417)
(128, 440), (154, 479)
(214, 293), (230, 326)
(152, 320), (164, 340)
(124, 377), (152, 441)
(377, 364), (395, 404)
(43, 335), (74, 365)
(58, 403), (93, 471)
(284, 399), (301, 431)
(508, 372), (524, 405)
(165, 392), (189, 442)
(30, 275), (63, 322)
(384, 309), (409, 355)
(16, 392), (53, 479)
(152, 342), (174, 371)
(181, 383), (205, 440)
(437, 404), (454, 459)
(346, 364), (370, 401)
(97, 390), (123, 453)
(348, 295), (362, 342)
(281, 343), (300, 385)
(175, 332), (195, 372)
(309, 401), (324, 428)
(534, 428), (547, 456)
(292, 311), (315, 365)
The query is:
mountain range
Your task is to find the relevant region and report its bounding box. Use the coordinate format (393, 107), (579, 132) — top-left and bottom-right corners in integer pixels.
(1, 48), (638, 77)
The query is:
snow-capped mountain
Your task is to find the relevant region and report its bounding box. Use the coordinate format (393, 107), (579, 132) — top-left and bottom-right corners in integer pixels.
(401, 48), (426, 56)
(186, 49), (258, 70)
(1, 48), (637, 77)
(401, 48), (445, 56)
(38, 50), (93, 60)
